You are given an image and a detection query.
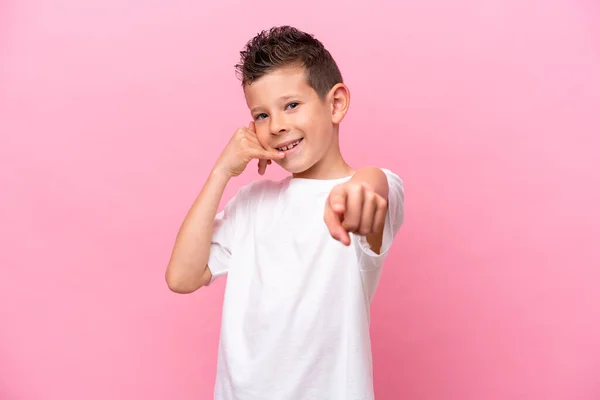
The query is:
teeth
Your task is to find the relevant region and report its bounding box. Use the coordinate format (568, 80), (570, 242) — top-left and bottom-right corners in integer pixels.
(277, 139), (301, 151)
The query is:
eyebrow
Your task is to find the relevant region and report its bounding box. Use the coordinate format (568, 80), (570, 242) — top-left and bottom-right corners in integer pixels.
(250, 94), (301, 114)
(278, 95), (299, 103)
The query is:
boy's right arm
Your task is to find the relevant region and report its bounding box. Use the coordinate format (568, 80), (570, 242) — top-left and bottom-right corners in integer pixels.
(165, 169), (231, 293)
(165, 122), (285, 294)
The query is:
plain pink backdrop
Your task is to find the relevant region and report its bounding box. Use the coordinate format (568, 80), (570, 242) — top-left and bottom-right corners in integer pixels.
(1, 0), (599, 399)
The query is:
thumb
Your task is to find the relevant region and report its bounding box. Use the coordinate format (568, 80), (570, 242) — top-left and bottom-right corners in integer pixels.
(328, 187), (347, 214)
(248, 121), (256, 132)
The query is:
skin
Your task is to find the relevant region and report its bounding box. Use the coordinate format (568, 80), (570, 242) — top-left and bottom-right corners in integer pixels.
(165, 65), (389, 293)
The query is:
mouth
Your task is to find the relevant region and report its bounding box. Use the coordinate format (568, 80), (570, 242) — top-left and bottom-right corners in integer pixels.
(275, 138), (303, 152)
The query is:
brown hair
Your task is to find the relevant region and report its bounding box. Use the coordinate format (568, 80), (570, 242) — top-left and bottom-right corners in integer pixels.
(235, 26), (343, 99)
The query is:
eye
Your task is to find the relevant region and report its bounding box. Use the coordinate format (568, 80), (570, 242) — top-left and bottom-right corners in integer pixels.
(286, 102), (299, 110)
(255, 113), (268, 121)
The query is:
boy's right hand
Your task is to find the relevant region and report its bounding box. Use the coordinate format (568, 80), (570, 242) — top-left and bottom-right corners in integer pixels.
(214, 122), (285, 178)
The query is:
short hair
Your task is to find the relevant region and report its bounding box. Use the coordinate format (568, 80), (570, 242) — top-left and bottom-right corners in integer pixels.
(235, 26), (343, 99)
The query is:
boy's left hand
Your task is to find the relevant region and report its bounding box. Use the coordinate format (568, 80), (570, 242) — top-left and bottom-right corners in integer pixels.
(324, 181), (388, 246)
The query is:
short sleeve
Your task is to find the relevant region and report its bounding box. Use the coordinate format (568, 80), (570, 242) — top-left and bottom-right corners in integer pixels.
(207, 188), (246, 284)
(356, 168), (404, 263)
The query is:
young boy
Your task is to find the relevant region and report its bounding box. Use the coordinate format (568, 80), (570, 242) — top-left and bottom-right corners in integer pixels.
(166, 26), (404, 400)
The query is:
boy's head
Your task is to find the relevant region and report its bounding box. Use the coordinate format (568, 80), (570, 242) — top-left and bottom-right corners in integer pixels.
(235, 26), (343, 100)
(235, 26), (351, 179)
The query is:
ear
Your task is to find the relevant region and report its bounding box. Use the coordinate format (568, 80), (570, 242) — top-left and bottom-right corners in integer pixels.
(329, 83), (350, 124)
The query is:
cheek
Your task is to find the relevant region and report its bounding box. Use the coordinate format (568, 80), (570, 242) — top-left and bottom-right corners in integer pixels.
(255, 128), (271, 148)
(299, 108), (329, 135)
(309, 117), (332, 142)
(293, 112), (312, 131)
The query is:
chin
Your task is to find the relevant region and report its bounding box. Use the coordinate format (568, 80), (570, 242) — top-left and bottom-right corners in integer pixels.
(277, 159), (314, 175)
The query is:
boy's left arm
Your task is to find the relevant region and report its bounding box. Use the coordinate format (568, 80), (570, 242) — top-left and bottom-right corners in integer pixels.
(324, 167), (390, 253)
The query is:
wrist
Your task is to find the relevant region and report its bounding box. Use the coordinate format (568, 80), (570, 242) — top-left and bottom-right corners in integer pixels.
(210, 166), (234, 182)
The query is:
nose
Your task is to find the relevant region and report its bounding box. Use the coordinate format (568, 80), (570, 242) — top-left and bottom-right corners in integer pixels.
(269, 113), (288, 135)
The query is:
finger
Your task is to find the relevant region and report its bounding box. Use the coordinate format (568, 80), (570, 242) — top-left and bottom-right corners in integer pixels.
(328, 187), (347, 214)
(248, 121), (256, 132)
(244, 129), (261, 144)
(341, 185), (364, 233)
(248, 148), (285, 161)
(324, 206), (350, 246)
(372, 197), (388, 233)
(258, 159), (268, 175)
(339, 228), (351, 246)
(267, 160), (272, 165)
(358, 192), (377, 235)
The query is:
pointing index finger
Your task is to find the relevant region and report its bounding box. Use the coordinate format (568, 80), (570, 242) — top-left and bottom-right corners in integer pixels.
(324, 204), (350, 246)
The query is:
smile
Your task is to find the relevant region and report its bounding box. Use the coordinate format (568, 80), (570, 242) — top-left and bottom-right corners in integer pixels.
(275, 138), (303, 152)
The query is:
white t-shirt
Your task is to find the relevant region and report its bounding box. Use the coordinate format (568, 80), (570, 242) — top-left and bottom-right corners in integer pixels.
(208, 168), (404, 400)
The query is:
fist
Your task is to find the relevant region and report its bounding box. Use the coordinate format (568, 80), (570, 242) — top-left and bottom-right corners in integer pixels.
(324, 181), (388, 246)
(214, 122), (285, 178)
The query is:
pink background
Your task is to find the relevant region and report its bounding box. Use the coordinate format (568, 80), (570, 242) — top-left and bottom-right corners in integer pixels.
(1, 0), (599, 399)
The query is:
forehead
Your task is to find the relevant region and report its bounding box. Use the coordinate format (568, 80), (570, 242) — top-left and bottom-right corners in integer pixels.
(244, 66), (315, 106)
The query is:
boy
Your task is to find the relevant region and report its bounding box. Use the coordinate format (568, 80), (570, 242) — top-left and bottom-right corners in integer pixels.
(166, 26), (404, 400)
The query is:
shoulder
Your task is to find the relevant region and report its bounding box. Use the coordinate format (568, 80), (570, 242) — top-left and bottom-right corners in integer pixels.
(232, 177), (289, 205)
(240, 177), (288, 194)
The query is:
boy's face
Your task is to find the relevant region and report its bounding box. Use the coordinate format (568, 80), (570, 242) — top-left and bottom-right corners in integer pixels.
(244, 66), (344, 178)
